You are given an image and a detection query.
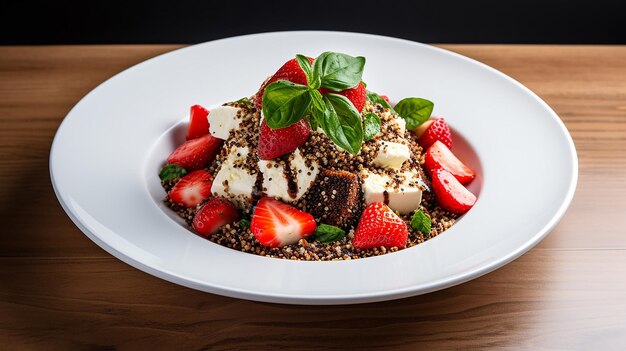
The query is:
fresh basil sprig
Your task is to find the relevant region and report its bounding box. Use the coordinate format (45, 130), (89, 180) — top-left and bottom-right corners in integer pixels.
(262, 51), (367, 155)
(314, 224), (346, 243)
(394, 98), (434, 130)
(159, 164), (187, 181)
(363, 113), (381, 140)
(410, 209), (431, 236)
(366, 91), (395, 114)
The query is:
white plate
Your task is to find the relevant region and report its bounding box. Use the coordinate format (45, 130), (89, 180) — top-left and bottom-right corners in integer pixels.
(50, 32), (577, 305)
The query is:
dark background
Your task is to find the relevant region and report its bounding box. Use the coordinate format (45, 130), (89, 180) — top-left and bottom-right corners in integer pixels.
(2, 0), (625, 45)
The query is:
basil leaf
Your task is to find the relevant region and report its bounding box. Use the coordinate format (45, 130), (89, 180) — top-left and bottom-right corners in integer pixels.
(394, 97), (434, 130)
(295, 54), (313, 86)
(313, 52), (365, 91)
(410, 209), (431, 235)
(314, 224), (346, 243)
(321, 94), (364, 155)
(366, 91), (396, 114)
(309, 89), (325, 113)
(262, 80), (312, 129)
(159, 164), (187, 181)
(234, 97), (253, 109)
(239, 218), (251, 228)
(363, 113), (381, 140)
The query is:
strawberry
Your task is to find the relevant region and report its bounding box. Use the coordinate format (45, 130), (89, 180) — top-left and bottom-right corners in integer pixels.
(319, 81), (367, 112)
(431, 168), (476, 215)
(413, 118), (434, 137)
(167, 134), (223, 171)
(418, 117), (452, 150)
(380, 95), (390, 103)
(186, 104), (210, 140)
(257, 119), (310, 160)
(192, 197), (241, 236)
(352, 202), (408, 249)
(255, 57), (314, 110)
(425, 141), (476, 185)
(250, 197), (317, 247)
(168, 170), (213, 208)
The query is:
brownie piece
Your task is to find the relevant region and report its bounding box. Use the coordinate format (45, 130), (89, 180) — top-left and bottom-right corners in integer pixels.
(303, 169), (361, 228)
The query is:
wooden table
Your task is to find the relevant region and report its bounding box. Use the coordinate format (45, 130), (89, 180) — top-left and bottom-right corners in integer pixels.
(1, 45), (625, 350)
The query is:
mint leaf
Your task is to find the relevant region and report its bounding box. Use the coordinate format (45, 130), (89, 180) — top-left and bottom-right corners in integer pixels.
(296, 54), (313, 86)
(314, 224), (346, 243)
(363, 113), (381, 140)
(262, 81), (312, 129)
(317, 94), (364, 155)
(366, 91), (396, 114)
(410, 209), (431, 235)
(159, 164), (187, 181)
(394, 97), (434, 130)
(313, 52), (365, 91)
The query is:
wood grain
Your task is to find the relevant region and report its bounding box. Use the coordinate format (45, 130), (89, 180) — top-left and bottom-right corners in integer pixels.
(1, 45), (625, 350)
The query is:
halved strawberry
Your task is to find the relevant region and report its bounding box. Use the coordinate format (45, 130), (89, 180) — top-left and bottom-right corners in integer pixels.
(413, 119), (434, 138)
(352, 202), (408, 249)
(186, 104), (210, 140)
(257, 119), (310, 160)
(168, 170), (213, 208)
(250, 197), (317, 247)
(255, 57), (314, 110)
(380, 95), (390, 103)
(320, 81), (367, 112)
(418, 118), (452, 150)
(167, 134), (223, 171)
(425, 141), (475, 185)
(192, 197), (241, 236)
(431, 168), (476, 215)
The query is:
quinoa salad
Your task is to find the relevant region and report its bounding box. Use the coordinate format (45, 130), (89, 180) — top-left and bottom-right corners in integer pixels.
(158, 52), (477, 261)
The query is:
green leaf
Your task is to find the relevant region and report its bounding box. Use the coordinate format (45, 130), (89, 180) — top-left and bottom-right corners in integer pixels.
(366, 91), (396, 114)
(309, 89), (325, 113)
(313, 52), (365, 91)
(314, 224), (346, 243)
(239, 218), (251, 228)
(295, 54), (313, 86)
(410, 209), (431, 235)
(363, 113), (381, 140)
(394, 97), (434, 130)
(262, 80), (312, 129)
(234, 97), (253, 109)
(318, 94), (364, 155)
(159, 164), (187, 181)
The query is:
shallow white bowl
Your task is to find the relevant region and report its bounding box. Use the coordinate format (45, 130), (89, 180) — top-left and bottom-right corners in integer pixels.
(50, 32), (577, 305)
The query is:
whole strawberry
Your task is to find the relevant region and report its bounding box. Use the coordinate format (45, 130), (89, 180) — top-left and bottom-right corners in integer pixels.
(193, 198), (241, 236)
(255, 57), (313, 110)
(352, 202), (409, 249)
(418, 117), (452, 150)
(320, 81), (367, 112)
(257, 119), (310, 160)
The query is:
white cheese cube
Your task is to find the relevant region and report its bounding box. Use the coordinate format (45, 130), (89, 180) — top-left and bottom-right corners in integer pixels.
(208, 106), (243, 140)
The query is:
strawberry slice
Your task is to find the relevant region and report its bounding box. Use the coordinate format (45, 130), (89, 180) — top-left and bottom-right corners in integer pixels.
(167, 134), (223, 171)
(168, 170), (213, 208)
(186, 104), (210, 140)
(193, 198), (241, 236)
(425, 141), (475, 185)
(431, 168), (476, 214)
(257, 119), (310, 160)
(255, 57), (314, 110)
(250, 197), (317, 247)
(352, 202), (408, 249)
(418, 117), (452, 150)
(320, 81), (367, 112)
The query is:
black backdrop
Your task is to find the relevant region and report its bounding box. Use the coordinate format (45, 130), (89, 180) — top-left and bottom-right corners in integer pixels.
(2, 0), (625, 45)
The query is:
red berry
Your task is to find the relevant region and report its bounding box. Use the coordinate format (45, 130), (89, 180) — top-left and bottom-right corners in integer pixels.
(352, 202), (408, 249)
(193, 198), (241, 236)
(380, 95), (390, 103)
(168, 170), (213, 208)
(250, 197), (317, 247)
(418, 118), (452, 150)
(319, 81), (367, 112)
(186, 104), (210, 140)
(424, 141), (475, 185)
(255, 57), (313, 110)
(430, 168), (476, 215)
(257, 119), (310, 160)
(167, 134), (223, 171)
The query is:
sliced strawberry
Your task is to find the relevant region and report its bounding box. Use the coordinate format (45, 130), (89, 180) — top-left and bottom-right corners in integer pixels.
(413, 119), (434, 138)
(168, 170), (213, 208)
(320, 81), (367, 112)
(425, 141), (475, 185)
(380, 95), (390, 103)
(167, 134), (223, 171)
(418, 117), (452, 150)
(192, 197), (241, 236)
(255, 57), (314, 110)
(186, 104), (210, 140)
(257, 119), (310, 160)
(250, 197), (316, 247)
(352, 202), (408, 249)
(431, 168), (476, 215)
